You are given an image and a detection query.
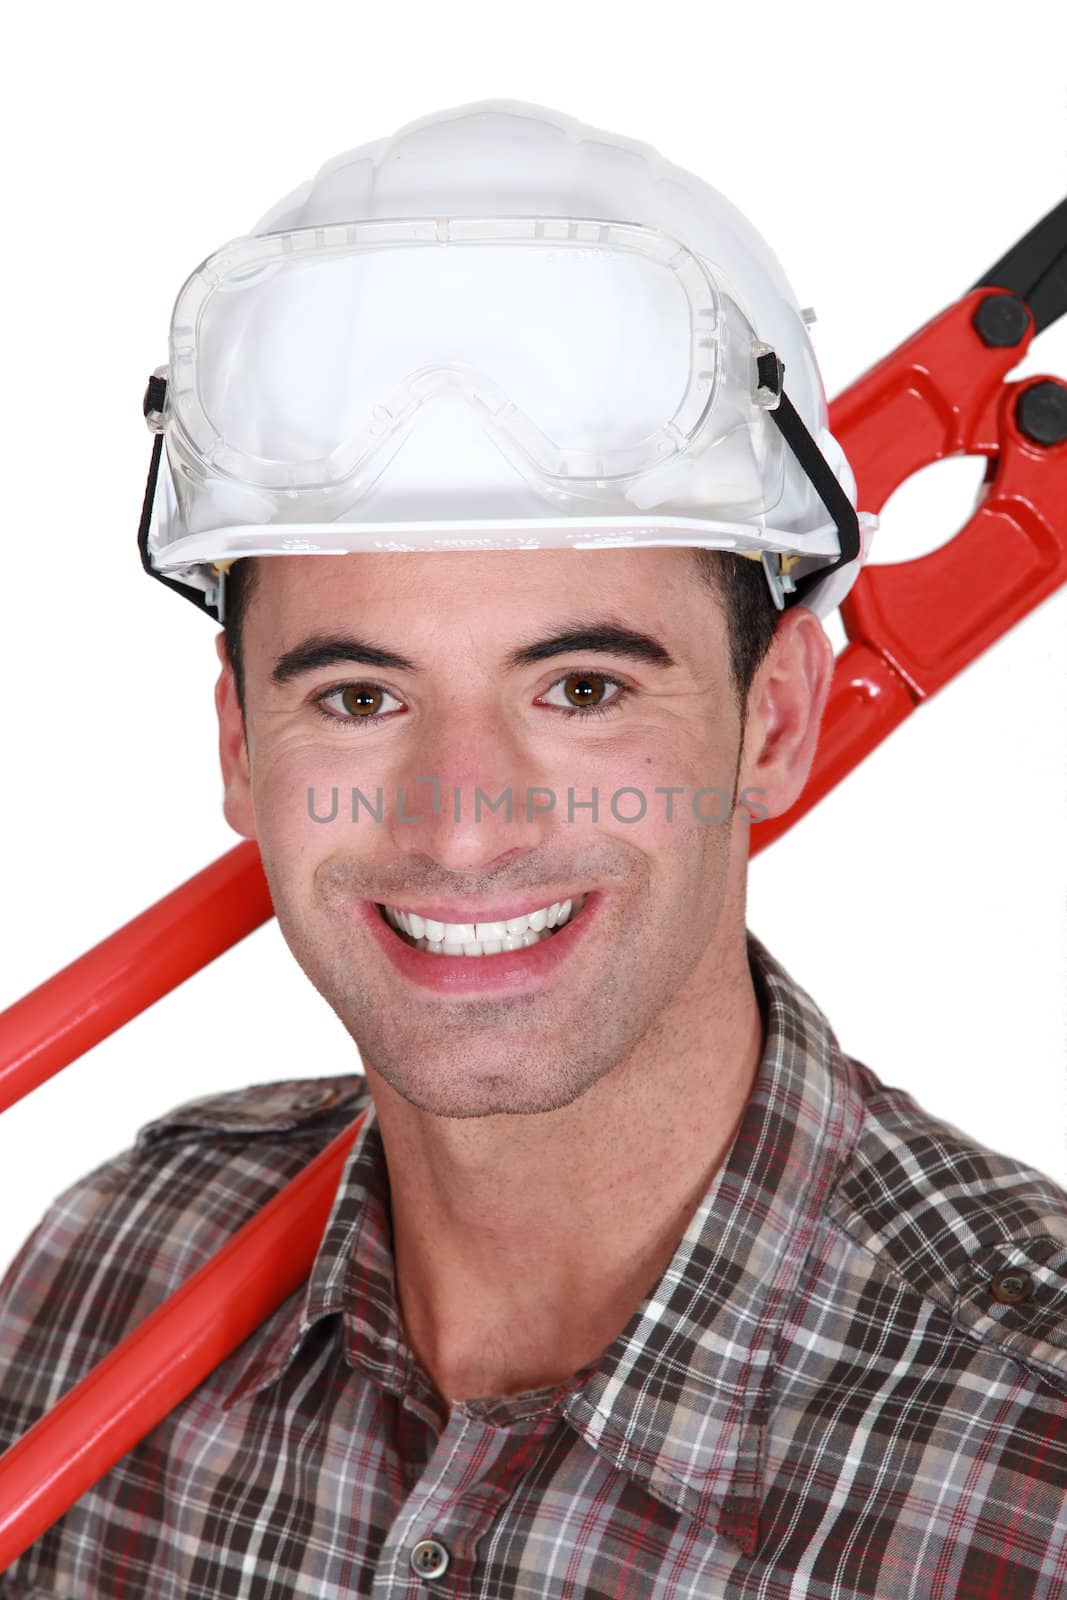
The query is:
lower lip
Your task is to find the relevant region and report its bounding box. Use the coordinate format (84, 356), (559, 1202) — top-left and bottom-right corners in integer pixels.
(353, 895), (600, 994)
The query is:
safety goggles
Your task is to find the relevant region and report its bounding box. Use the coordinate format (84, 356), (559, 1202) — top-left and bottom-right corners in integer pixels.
(166, 214), (781, 492)
(139, 215), (860, 618)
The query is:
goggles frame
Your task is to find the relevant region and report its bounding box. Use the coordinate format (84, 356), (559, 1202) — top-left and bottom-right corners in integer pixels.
(168, 216), (733, 493)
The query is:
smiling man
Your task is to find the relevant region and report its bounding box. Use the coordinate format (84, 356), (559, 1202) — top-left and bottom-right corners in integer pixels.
(1, 101), (1065, 1600)
(216, 544), (819, 1405)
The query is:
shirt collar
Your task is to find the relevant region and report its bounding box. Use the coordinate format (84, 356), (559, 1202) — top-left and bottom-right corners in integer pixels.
(225, 931), (866, 1554)
(560, 931), (866, 1550)
(223, 1093), (400, 1407)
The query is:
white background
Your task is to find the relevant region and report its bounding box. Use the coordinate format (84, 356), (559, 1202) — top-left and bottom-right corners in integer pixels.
(1, 0), (1065, 1272)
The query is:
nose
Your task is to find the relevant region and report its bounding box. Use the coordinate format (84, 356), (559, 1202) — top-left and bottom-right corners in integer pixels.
(385, 710), (557, 875)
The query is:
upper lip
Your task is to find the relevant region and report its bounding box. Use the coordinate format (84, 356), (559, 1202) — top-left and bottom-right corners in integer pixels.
(374, 892), (591, 924)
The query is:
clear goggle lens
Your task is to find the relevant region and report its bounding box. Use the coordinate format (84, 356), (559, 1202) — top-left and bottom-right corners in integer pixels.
(167, 217), (779, 507)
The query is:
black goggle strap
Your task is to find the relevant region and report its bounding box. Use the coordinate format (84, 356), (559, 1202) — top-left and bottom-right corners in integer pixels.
(137, 373), (223, 624)
(754, 350), (862, 611)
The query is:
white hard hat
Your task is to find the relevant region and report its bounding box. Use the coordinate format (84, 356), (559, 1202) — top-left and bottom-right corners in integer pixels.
(138, 99), (877, 622)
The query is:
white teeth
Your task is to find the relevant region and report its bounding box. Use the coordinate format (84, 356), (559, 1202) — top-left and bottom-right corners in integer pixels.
(412, 930), (556, 955)
(382, 894), (587, 957)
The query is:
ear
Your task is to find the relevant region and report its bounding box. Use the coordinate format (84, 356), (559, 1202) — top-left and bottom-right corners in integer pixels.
(214, 630), (256, 840)
(737, 606), (835, 821)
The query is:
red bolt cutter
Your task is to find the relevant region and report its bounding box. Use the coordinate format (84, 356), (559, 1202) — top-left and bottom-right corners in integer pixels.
(0, 195), (1065, 1568)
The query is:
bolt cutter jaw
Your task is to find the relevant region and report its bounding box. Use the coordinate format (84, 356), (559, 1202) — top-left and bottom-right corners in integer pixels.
(753, 194), (1067, 852)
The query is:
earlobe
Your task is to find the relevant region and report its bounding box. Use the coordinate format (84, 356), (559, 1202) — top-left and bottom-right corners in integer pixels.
(214, 633), (257, 840)
(738, 609), (834, 823)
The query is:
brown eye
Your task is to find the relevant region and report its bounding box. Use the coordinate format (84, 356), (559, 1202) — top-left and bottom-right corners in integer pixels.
(562, 673), (607, 708)
(340, 684), (384, 716)
(313, 681), (404, 728)
(539, 672), (628, 720)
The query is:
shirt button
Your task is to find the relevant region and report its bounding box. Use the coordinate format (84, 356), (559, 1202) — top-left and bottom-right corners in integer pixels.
(989, 1267), (1034, 1305)
(293, 1086), (336, 1111)
(410, 1537), (450, 1579)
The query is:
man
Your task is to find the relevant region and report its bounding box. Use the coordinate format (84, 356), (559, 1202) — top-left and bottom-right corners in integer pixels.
(1, 101), (1065, 1599)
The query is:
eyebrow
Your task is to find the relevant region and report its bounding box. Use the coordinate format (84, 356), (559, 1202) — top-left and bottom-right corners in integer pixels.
(270, 634), (417, 686)
(506, 623), (676, 671)
(270, 621), (678, 687)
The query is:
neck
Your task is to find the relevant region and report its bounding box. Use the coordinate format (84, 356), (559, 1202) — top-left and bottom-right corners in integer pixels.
(368, 921), (764, 1408)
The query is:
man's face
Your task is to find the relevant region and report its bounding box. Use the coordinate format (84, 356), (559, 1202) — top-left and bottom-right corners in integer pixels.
(217, 549), (794, 1119)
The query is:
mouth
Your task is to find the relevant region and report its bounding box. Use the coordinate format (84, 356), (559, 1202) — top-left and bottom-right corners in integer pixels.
(375, 893), (589, 957)
(356, 889), (600, 995)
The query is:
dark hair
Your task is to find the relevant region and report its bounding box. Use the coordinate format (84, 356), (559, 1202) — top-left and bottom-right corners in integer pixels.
(689, 549), (780, 726)
(222, 557), (260, 727)
(222, 549), (778, 728)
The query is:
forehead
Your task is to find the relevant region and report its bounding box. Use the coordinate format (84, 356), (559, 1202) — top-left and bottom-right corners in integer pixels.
(243, 546), (722, 641)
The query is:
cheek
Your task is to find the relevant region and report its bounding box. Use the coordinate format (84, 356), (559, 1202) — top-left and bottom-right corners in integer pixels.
(569, 722), (736, 817)
(553, 732), (736, 864)
(250, 735), (381, 870)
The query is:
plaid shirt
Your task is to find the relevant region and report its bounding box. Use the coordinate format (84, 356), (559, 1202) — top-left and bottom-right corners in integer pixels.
(1, 931), (1065, 1599)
